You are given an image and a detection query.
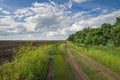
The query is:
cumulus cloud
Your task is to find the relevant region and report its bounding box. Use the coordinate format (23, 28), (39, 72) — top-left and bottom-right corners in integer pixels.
(35, 15), (60, 31)
(14, 8), (34, 20)
(2, 10), (10, 14)
(0, 1), (120, 40)
(0, 1), (74, 39)
(0, 7), (10, 14)
(71, 10), (120, 31)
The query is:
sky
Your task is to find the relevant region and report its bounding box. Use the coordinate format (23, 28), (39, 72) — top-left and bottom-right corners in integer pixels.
(0, 0), (120, 40)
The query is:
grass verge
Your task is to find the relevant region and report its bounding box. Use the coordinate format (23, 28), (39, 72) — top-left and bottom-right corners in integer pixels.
(67, 41), (120, 75)
(54, 44), (75, 80)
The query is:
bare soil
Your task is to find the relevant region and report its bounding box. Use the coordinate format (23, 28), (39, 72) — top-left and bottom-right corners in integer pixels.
(46, 58), (54, 80)
(64, 49), (89, 80)
(72, 48), (120, 80)
(0, 41), (64, 64)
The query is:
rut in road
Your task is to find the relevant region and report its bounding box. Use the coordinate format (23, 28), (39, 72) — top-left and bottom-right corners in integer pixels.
(46, 58), (54, 80)
(65, 48), (89, 80)
(71, 48), (120, 80)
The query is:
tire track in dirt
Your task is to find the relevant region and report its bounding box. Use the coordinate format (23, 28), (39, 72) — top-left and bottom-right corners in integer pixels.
(46, 58), (54, 80)
(72, 48), (120, 80)
(65, 49), (89, 80)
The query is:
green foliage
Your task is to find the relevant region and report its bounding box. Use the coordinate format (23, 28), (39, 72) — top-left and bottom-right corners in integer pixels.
(0, 44), (54, 80)
(67, 17), (120, 46)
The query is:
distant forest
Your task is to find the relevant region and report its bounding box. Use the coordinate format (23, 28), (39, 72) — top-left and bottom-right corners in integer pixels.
(67, 17), (120, 46)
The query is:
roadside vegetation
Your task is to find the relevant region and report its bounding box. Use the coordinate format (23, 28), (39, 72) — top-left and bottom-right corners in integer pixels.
(85, 46), (120, 75)
(68, 48), (109, 80)
(67, 17), (120, 76)
(0, 44), (53, 80)
(67, 39), (120, 76)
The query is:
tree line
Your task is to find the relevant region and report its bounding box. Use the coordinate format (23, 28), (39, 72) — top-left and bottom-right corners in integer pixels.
(67, 17), (120, 46)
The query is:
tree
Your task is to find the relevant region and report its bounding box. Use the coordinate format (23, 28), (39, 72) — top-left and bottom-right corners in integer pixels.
(67, 17), (120, 47)
(114, 16), (120, 26)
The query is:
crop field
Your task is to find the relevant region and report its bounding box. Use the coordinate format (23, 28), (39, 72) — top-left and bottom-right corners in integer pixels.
(0, 41), (120, 80)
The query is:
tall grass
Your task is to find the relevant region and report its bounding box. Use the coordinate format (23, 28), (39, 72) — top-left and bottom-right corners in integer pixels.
(0, 44), (53, 80)
(86, 48), (120, 75)
(67, 41), (120, 75)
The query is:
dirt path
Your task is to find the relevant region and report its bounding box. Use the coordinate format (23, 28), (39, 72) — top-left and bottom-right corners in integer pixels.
(72, 48), (120, 80)
(65, 49), (89, 80)
(46, 58), (54, 80)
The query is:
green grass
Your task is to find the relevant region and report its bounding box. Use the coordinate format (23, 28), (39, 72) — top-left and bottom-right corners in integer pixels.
(0, 44), (54, 80)
(69, 49), (108, 80)
(67, 41), (120, 75)
(86, 48), (120, 75)
(54, 44), (75, 80)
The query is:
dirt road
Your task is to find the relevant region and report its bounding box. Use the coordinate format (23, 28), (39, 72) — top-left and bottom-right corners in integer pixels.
(46, 58), (54, 80)
(65, 49), (89, 80)
(71, 48), (120, 80)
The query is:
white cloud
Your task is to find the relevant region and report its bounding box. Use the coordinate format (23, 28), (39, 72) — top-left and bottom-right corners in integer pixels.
(1, 10), (10, 14)
(0, 1), (120, 40)
(0, 1), (74, 39)
(71, 10), (120, 31)
(87, 10), (120, 26)
(102, 9), (108, 14)
(0, 16), (14, 26)
(0, 7), (10, 14)
(90, 8), (108, 14)
(91, 7), (100, 12)
(14, 8), (34, 20)
(0, 7), (3, 10)
(72, 0), (88, 3)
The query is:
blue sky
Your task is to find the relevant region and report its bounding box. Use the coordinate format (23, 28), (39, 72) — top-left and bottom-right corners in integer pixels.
(0, 0), (120, 40)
